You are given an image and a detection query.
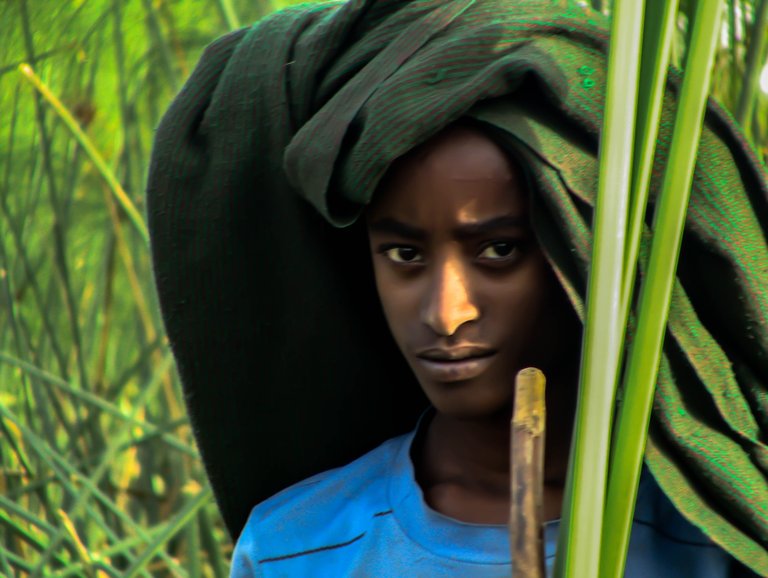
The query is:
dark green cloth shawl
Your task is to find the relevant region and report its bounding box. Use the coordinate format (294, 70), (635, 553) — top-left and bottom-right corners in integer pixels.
(147, 0), (768, 572)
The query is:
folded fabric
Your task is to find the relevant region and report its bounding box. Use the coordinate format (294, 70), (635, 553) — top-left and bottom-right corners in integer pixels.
(146, 0), (768, 572)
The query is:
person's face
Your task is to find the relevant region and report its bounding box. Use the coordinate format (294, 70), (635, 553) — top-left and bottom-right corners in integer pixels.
(366, 125), (579, 420)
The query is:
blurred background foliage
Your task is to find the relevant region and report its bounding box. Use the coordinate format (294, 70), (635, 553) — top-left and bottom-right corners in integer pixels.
(0, 0), (766, 576)
(0, 1), (304, 576)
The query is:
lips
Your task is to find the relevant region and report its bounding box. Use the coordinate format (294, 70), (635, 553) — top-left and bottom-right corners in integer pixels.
(415, 346), (496, 382)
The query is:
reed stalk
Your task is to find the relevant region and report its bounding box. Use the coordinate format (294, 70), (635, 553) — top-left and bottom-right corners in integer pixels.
(216, 0), (241, 29)
(554, 0), (727, 576)
(17, 64), (149, 245)
(0, 351), (197, 457)
(736, 0), (768, 130)
(553, 0), (646, 575)
(0, 547), (12, 578)
(199, 506), (229, 578)
(0, 2), (249, 574)
(140, 0), (180, 92)
(28, 354), (174, 577)
(18, 0), (92, 407)
(601, 2), (725, 577)
(620, 0), (679, 317)
(122, 487), (213, 578)
(0, 406), (153, 576)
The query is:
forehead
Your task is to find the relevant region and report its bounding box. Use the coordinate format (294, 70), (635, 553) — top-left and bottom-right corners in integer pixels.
(368, 124), (528, 224)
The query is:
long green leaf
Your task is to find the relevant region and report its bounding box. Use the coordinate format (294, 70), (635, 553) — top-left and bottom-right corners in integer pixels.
(601, 1), (725, 577)
(0, 351), (196, 457)
(198, 505), (228, 578)
(122, 487), (213, 578)
(621, 0), (680, 314)
(0, 544), (13, 578)
(28, 353), (175, 577)
(17, 64), (149, 245)
(736, 0), (768, 130)
(48, 522), (171, 578)
(0, 407), (147, 574)
(0, 508), (70, 567)
(553, 0), (646, 576)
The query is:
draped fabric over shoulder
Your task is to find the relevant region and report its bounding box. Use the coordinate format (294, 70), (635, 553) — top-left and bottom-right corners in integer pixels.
(146, 0), (768, 572)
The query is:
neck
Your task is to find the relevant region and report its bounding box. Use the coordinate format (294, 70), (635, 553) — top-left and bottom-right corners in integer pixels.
(413, 376), (576, 524)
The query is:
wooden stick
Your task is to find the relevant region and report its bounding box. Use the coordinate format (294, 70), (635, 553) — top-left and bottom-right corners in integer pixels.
(510, 367), (546, 578)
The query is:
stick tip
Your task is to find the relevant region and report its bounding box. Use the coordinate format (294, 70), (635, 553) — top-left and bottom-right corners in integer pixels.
(513, 367), (546, 434)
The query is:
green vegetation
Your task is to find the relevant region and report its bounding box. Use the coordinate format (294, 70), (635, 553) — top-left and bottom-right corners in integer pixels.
(0, 0), (766, 577)
(0, 1), (300, 576)
(557, 1), (732, 576)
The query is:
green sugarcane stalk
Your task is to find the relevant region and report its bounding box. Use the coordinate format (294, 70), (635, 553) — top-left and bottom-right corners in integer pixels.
(552, 0), (646, 575)
(736, 0), (768, 130)
(621, 0), (680, 317)
(600, 1), (725, 577)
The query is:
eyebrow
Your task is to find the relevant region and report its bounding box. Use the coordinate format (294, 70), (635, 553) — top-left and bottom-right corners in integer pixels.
(368, 215), (528, 240)
(369, 218), (426, 240)
(454, 215), (529, 239)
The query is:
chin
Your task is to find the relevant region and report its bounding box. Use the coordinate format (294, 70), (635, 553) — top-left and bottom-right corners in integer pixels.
(423, 380), (513, 421)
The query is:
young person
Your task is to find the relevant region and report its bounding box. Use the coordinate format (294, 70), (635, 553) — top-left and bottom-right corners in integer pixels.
(147, 0), (768, 575)
(228, 122), (748, 576)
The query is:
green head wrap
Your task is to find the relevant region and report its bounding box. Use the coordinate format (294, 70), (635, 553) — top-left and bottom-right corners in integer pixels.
(147, 0), (768, 572)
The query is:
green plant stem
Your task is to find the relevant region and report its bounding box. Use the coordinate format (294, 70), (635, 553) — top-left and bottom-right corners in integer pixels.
(0, 351), (196, 458)
(0, 509), (71, 567)
(1, 1), (234, 574)
(601, 2), (725, 577)
(17, 64), (149, 245)
(122, 487), (213, 578)
(3, 549), (33, 574)
(736, 0), (768, 129)
(621, 0), (679, 317)
(0, 544), (13, 578)
(553, 0), (646, 576)
(185, 492), (202, 578)
(48, 523), (169, 578)
(0, 191), (68, 376)
(216, 0), (241, 29)
(0, 493), (58, 534)
(28, 354), (175, 578)
(18, 0), (92, 406)
(0, 407), (149, 575)
(140, 0), (180, 92)
(198, 505), (228, 578)
(0, 149), (60, 451)
(112, 0), (136, 201)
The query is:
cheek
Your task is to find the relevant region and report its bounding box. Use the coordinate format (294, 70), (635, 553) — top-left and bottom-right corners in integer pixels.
(493, 260), (560, 344)
(371, 263), (417, 346)
(506, 265), (579, 368)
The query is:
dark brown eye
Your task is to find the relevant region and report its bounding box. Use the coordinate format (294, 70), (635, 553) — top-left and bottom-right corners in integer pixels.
(478, 241), (517, 260)
(384, 247), (422, 263)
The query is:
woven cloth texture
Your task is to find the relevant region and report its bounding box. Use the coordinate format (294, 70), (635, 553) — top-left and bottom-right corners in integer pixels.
(146, 0), (768, 571)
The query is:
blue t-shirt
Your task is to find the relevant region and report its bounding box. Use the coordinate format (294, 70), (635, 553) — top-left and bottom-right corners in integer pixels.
(231, 427), (734, 577)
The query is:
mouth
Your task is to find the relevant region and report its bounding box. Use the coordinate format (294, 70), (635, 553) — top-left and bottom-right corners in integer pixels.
(415, 347), (497, 382)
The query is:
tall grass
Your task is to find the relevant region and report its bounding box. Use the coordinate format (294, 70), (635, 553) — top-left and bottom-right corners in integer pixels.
(553, 0), (648, 574)
(0, 1), (292, 576)
(0, 0), (766, 577)
(556, 1), (766, 577)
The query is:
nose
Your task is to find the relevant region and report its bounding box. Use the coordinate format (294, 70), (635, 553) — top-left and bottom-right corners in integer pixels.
(421, 254), (480, 336)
